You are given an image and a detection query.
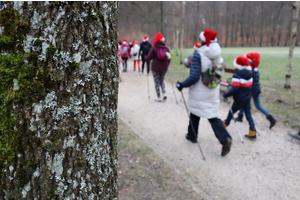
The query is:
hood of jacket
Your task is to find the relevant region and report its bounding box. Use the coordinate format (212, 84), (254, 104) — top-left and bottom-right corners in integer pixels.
(235, 69), (253, 80)
(196, 42), (221, 60)
(154, 41), (168, 49)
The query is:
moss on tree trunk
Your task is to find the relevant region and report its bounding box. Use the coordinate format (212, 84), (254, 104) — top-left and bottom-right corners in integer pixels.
(0, 1), (119, 199)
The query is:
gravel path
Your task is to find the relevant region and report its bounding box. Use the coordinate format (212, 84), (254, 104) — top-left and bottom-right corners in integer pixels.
(118, 60), (300, 200)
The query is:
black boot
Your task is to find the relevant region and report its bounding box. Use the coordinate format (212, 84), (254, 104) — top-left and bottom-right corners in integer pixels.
(267, 115), (277, 129)
(236, 114), (243, 122)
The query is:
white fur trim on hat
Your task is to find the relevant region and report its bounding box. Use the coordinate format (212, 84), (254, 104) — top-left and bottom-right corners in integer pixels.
(200, 31), (205, 42)
(143, 37), (149, 42)
(160, 37), (165, 41)
(233, 59), (252, 71)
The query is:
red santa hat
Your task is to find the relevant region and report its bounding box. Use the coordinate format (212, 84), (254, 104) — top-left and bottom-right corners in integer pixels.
(152, 33), (165, 45)
(233, 56), (252, 71)
(119, 39), (122, 43)
(244, 52), (260, 68)
(143, 35), (149, 42)
(123, 39), (128, 43)
(199, 29), (218, 51)
(193, 43), (201, 50)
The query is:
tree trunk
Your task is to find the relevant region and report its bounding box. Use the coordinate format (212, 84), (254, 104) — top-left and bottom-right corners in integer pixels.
(277, 8), (284, 46)
(0, 1), (119, 199)
(180, 1), (185, 64)
(161, 1), (163, 34)
(259, 2), (265, 47)
(285, 1), (300, 88)
(225, 2), (230, 47)
(195, 1), (200, 42)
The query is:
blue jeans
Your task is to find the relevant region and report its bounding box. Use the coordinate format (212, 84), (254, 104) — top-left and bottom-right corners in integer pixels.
(238, 94), (270, 117)
(225, 100), (256, 130)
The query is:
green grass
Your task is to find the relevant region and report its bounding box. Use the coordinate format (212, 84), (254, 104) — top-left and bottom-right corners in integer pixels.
(168, 47), (300, 129)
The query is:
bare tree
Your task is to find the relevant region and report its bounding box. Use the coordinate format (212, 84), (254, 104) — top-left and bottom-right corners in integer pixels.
(0, 1), (119, 199)
(285, 1), (300, 88)
(225, 2), (230, 47)
(180, 1), (185, 64)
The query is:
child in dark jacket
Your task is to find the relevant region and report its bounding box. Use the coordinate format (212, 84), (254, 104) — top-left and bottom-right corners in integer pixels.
(223, 56), (257, 139)
(236, 52), (277, 129)
(183, 43), (201, 68)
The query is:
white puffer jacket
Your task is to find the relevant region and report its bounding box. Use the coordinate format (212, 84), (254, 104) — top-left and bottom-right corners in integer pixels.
(130, 44), (141, 60)
(188, 42), (223, 119)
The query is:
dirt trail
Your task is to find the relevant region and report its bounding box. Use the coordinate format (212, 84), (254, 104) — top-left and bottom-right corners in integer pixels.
(118, 60), (300, 200)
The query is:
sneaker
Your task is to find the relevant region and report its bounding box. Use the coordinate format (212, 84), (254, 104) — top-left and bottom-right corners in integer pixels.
(185, 134), (197, 143)
(154, 97), (161, 102)
(288, 131), (300, 141)
(221, 138), (232, 156)
(163, 93), (167, 100)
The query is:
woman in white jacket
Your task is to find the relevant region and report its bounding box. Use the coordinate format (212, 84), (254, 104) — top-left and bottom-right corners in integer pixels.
(130, 40), (141, 72)
(176, 29), (232, 157)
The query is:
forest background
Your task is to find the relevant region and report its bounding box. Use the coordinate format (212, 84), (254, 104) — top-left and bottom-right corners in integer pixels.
(119, 1), (299, 48)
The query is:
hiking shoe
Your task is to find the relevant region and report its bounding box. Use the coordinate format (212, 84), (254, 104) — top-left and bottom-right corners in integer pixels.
(288, 131), (300, 141)
(185, 134), (197, 143)
(163, 93), (167, 100)
(223, 120), (228, 128)
(154, 97), (161, 102)
(221, 138), (232, 157)
(245, 129), (257, 140)
(236, 114), (243, 122)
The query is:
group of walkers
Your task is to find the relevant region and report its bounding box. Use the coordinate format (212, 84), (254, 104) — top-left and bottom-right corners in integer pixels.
(120, 28), (295, 157)
(118, 36), (152, 78)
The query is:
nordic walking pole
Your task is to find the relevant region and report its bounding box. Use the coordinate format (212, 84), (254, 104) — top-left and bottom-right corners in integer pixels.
(167, 71), (178, 104)
(180, 66), (186, 103)
(225, 98), (244, 143)
(181, 91), (205, 160)
(147, 74), (150, 100)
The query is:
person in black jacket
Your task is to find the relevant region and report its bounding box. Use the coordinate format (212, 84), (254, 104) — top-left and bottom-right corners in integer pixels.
(139, 35), (152, 75)
(223, 56), (257, 140)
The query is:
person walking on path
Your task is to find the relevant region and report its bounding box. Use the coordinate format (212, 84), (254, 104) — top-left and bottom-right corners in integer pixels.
(120, 39), (131, 72)
(183, 43), (202, 68)
(139, 35), (152, 75)
(176, 29), (232, 156)
(223, 56), (257, 140)
(236, 52), (277, 129)
(130, 40), (141, 72)
(145, 33), (170, 102)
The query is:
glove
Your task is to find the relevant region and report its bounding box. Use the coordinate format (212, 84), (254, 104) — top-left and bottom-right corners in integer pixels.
(223, 92), (228, 100)
(176, 81), (183, 91)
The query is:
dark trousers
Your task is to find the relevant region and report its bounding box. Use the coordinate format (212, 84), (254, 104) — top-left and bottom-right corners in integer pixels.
(142, 59), (150, 74)
(122, 57), (128, 71)
(225, 99), (256, 130)
(188, 113), (232, 144)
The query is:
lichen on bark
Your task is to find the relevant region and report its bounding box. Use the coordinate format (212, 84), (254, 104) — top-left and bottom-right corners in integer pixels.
(0, 1), (119, 199)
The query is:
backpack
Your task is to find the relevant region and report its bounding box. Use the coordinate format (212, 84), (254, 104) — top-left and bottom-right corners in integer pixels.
(122, 46), (128, 55)
(201, 59), (225, 89)
(143, 43), (151, 55)
(157, 47), (167, 60)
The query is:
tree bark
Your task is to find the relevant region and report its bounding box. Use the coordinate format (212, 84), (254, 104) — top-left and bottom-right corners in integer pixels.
(180, 1), (185, 64)
(0, 1), (119, 199)
(285, 1), (300, 88)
